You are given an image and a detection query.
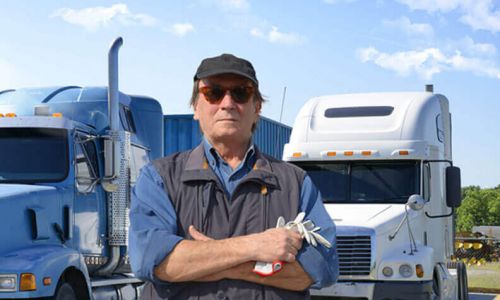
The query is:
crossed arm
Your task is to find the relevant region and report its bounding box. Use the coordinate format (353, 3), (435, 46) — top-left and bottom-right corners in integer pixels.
(130, 166), (335, 291)
(153, 226), (313, 291)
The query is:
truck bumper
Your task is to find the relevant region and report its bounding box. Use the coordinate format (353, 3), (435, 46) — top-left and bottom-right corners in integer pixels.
(310, 280), (434, 300)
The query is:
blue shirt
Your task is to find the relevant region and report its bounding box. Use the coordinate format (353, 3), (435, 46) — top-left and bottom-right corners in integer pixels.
(203, 138), (257, 198)
(129, 140), (339, 289)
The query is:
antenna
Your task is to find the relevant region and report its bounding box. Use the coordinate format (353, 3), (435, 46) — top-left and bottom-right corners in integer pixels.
(279, 86), (287, 123)
(276, 86), (287, 159)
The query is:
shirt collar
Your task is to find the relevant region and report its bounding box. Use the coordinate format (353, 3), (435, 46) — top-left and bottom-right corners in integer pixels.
(202, 137), (256, 170)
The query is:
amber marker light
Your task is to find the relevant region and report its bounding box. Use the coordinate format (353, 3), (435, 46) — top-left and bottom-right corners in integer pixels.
(292, 152), (302, 158)
(20, 273), (36, 291)
(416, 264), (424, 278)
(43, 277), (52, 286)
(327, 151), (337, 157)
(399, 150), (409, 155)
(5, 113), (16, 117)
(344, 151), (354, 156)
(361, 151), (372, 156)
(0, 113), (4, 117)
(52, 112), (63, 118)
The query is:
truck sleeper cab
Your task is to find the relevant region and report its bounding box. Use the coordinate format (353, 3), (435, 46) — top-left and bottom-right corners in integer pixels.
(284, 90), (466, 300)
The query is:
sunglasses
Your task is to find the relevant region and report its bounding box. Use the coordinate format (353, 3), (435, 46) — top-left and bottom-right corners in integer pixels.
(199, 85), (255, 104)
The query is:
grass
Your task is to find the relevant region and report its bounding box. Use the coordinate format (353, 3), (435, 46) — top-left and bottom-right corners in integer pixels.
(467, 262), (500, 292)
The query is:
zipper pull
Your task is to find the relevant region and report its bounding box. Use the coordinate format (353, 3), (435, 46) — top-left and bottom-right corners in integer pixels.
(261, 185), (268, 195)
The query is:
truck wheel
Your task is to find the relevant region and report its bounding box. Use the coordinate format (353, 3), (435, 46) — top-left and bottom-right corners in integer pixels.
(432, 271), (441, 297)
(53, 282), (77, 300)
(457, 261), (468, 300)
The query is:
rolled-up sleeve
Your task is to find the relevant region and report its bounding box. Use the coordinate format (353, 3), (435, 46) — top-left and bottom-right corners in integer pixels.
(129, 163), (183, 283)
(296, 175), (339, 289)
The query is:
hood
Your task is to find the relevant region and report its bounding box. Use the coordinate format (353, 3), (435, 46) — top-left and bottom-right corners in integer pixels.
(0, 184), (57, 199)
(0, 184), (63, 257)
(325, 203), (407, 235)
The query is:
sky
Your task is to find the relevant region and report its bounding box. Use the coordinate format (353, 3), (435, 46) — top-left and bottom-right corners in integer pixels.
(0, 0), (499, 188)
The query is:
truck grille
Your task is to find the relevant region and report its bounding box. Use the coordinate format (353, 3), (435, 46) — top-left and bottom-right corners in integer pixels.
(337, 235), (372, 276)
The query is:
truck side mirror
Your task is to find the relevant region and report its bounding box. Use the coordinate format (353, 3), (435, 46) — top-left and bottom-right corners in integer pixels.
(446, 166), (461, 208)
(407, 194), (425, 211)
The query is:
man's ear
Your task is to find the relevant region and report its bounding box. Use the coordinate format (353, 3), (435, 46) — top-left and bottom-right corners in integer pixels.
(255, 101), (262, 114)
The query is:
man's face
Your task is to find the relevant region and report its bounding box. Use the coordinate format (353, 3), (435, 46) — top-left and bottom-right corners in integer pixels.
(193, 74), (261, 146)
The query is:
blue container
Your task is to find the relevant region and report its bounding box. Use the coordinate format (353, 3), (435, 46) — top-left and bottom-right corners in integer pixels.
(164, 114), (291, 160)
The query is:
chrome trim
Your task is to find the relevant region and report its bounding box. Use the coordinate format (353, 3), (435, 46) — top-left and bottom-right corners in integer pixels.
(336, 226), (376, 280)
(91, 276), (142, 288)
(84, 255), (109, 266)
(0, 274), (17, 292)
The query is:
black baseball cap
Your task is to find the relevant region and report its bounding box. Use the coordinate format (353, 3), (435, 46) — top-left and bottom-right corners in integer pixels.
(194, 53), (258, 86)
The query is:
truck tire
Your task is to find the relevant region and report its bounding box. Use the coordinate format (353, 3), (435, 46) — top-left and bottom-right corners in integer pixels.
(53, 282), (77, 300)
(457, 261), (468, 300)
(432, 270), (441, 298)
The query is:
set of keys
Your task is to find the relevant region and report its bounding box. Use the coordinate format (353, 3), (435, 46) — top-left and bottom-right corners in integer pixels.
(253, 212), (332, 276)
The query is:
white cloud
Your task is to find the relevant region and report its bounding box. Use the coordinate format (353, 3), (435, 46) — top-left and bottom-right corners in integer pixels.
(448, 51), (500, 79)
(224, 0), (249, 9)
(460, 0), (500, 33)
(251, 26), (305, 45)
(194, 0), (249, 11)
(397, 0), (500, 33)
(453, 36), (497, 57)
(167, 23), (195, 37)
(269, 27), (305, 44)
(383, 16), (434, 37)
(358, 46), (500, 80)
(396, 0), (461, 13)
(51, 4), (157, 31)
(250, 28), (264, 38)
(358, 47), (444, 79)
(214, 0), (249, 11)
(322, 0), (357, 4)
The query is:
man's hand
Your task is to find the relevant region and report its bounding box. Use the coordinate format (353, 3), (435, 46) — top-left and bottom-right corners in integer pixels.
(189, 225), (213, 241)
(244, 228), (303, 263)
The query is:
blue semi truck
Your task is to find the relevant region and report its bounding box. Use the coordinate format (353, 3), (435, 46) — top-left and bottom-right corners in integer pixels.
(0, 38), (290, 299)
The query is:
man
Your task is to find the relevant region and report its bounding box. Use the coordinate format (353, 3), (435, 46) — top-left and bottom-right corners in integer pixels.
(129, 53), (338, 299)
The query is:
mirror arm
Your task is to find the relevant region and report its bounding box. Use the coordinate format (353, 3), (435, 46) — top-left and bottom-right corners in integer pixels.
(425, 207), (454, 219)
(77, 177), (100, 194)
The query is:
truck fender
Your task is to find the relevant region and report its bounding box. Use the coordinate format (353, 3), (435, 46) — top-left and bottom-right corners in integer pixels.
(434, 263), (456, 300)
(0, 245), (92, 298)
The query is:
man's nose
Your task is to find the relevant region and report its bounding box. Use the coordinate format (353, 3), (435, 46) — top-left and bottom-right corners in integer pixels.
(219, 90), (237, 108)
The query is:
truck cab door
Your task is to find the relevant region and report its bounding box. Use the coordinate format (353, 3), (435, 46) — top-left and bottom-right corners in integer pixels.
(73, 132), (107, 267)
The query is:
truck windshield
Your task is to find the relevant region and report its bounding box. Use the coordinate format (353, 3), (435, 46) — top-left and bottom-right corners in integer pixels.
(0, 128), (68, 183)
(295, 161), (420, 204)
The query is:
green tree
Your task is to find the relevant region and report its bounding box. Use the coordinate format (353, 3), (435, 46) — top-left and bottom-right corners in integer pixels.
(456, 186), (500, 232)
(485, 189), (500, 225)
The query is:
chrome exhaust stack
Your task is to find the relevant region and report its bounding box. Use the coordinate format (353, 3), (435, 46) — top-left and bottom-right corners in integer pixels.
(108, 37), (123, 132)
(97, 37), (131, 277)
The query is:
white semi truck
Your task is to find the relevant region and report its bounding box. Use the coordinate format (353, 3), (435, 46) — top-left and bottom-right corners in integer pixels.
(284, 86), (467, 300)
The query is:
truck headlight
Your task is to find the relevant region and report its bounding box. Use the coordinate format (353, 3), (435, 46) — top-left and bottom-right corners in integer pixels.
(399, 264), (413, 278)
(382, 266), (393, 277)
(0, 275), (17, 291)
